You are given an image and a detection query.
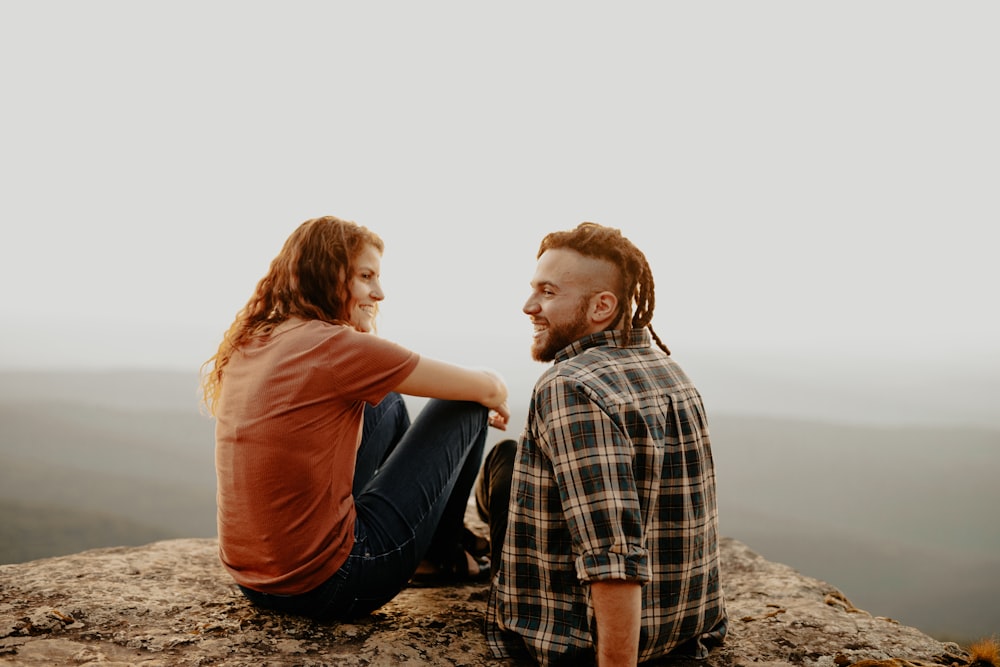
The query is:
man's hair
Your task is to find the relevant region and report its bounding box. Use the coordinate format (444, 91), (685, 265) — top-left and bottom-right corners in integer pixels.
(201, 215), (383, 414)
(537, 222), (670, 355)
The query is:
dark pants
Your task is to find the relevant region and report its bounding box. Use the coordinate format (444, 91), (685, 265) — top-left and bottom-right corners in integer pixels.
(240, 394), (488, 620)
(475, 438), (517, 569)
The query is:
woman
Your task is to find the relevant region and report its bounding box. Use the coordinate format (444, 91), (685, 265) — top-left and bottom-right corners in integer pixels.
(201, 215), (509, 620)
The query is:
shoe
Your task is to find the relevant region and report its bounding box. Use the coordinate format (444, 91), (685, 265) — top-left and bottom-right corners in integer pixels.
(461, 526), (490, 560)
(410, 549), (491, 586)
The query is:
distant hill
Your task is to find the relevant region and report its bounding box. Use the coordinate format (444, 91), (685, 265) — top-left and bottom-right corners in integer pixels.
(0, 371), (218, 553)
(708, 415), (1000, 641)
(0, 369), (204, 411)
(0, 369), (997, 644)
(0, 498), (175, 563)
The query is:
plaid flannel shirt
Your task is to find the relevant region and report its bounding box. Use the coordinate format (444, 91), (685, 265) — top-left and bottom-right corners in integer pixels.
(486, 329), (727, 666)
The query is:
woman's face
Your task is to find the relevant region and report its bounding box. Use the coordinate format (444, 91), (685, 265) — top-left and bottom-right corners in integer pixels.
(345, 244), (384, 332)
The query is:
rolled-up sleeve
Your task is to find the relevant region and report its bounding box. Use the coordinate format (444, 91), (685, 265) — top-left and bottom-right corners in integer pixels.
(535, 376), (649, 583)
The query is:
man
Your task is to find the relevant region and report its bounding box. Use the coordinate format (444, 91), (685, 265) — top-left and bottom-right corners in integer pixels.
(477, 222), (727, 666)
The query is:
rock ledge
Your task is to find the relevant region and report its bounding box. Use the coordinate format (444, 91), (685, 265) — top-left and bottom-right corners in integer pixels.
(0, 537), (968, 666)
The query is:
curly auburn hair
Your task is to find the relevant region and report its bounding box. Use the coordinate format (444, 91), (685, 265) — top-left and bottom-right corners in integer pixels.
(537, 222), (670, 355)
(200, 215), (383, 414)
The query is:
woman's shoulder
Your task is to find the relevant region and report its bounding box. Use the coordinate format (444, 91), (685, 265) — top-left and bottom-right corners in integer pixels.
(283, 318), (416, 357)
(259, 317), (350, 350)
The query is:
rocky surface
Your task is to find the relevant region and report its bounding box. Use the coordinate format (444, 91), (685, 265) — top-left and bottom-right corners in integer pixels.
(0, 535), (971, 667)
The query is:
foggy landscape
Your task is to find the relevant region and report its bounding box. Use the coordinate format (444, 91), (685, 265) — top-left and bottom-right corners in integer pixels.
(1, 364), (996, 645)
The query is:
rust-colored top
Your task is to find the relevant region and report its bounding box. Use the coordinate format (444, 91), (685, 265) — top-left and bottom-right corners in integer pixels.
(214, 318), (418, 594)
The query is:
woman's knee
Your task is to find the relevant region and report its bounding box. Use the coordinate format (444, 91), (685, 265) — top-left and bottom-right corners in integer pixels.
(419, 399), (490, 442)
(426, 397), (488, 417)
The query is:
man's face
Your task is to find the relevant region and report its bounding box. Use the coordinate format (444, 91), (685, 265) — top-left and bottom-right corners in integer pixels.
(523, 248), (602, 362)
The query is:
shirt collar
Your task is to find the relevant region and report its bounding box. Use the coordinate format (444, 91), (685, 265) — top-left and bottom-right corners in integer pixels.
(553, 327), (652, 363)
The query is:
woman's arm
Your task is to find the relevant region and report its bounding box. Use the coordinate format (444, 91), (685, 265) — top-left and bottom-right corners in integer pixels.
(395, 356), (509, 427)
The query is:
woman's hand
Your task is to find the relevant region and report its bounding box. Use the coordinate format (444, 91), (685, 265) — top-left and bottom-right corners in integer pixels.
(488, 402), (510, 431)
(476, 368), (510, 430)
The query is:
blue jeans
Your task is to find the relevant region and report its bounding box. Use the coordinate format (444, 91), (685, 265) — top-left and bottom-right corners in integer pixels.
(240, 394), (488, 620)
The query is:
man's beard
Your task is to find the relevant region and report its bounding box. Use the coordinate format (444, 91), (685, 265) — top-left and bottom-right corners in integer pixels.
(530, 302), (590, 362)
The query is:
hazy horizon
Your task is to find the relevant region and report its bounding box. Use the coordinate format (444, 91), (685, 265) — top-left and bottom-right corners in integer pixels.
(2, 335), (997, 431)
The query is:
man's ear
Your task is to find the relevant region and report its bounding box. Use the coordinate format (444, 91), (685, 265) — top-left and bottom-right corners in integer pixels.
(589, 291), (619, 326)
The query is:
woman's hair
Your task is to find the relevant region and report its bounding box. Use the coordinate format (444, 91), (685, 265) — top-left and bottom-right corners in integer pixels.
(537, 222), (670, 355)
(200, 215), (383, 414)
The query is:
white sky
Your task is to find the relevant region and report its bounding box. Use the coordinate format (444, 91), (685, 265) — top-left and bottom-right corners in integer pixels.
(1, 2), (997, 423)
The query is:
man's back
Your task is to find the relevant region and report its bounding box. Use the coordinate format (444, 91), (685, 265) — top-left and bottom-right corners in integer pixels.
(486, 329), (727, 665)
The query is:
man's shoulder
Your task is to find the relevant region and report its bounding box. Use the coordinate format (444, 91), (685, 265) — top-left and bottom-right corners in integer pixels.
(531, 350), (631, 403)
(535, 346), (696, 403)
(569, 343), (671, 377)
(533, 350), (608, 386)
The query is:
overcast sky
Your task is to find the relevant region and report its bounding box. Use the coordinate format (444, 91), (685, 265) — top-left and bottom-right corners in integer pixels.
(1, 2), (997, 423)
